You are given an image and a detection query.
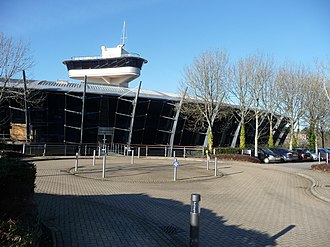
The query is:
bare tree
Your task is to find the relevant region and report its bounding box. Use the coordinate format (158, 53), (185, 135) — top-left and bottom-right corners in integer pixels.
(180, 49), (229, 151)
(260, 56), (279, 148)
(304, 70), (330, 149)
(276, 64), (309, 150)
(228, 58), (254, 149)
(0, 33), (39, 142)
(246, 53), (275, 156)
(0, 33), (33, 101)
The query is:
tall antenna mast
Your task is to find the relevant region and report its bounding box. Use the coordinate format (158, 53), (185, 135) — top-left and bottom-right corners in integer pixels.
(120, 19), (127, 46)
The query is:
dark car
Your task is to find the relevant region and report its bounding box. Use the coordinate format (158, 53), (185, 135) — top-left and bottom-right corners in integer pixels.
(270, 148), (299, 162)
(243, 147), (282, 163)
(292, 148), (312, 161)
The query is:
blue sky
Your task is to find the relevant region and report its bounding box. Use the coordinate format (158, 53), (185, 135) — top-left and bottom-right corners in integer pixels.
(1, 0), (329, 93)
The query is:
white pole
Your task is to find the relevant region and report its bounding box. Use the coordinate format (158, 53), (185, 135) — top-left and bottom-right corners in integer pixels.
(327, 153), (329, 164)
(131, 150), (135, 164)
(43, 144), (47, 156)
(22, 143), (26, 154)
(174, 166), (177, 181)
(206, 155), (210, 170)
(165, 146), (167, 157)
(138, 147), (140, 159)
(102, 154), (106, 178)
(214, 157), (218, 176)
(318, 152), (321, 164)
(183, 147), (186, 158)
(92, 150), (96, 166)
(173, 151), (176, 158)
(75, 152), (79, 172)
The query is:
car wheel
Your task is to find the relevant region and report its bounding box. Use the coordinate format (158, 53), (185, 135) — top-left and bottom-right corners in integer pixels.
(264, 157), (270, 164)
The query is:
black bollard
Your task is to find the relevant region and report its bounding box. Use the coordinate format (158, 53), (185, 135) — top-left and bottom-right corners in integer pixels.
(190, 193), (201, 247)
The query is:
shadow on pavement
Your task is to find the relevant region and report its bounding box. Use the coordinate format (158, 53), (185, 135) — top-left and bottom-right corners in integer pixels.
(35, 193), (280, 247)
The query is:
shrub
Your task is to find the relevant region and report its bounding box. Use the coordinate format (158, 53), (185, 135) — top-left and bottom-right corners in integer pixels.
(214, 147), (241, 154)
(0, 217), (39, 247)
(214, 154), (260, 163)
(0, 158), (36, 205)
(0, 157), (39, 246)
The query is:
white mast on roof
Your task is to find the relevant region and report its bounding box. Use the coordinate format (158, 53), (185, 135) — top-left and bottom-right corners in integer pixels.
(120, 20), (127, 46)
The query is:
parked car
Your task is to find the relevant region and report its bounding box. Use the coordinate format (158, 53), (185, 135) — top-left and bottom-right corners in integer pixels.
(306, 150), (318, 161)
(269, 148), (299, 162)
(309, 148), (330, 161)
(243, 147), (283, 163)
(292, 148), (312, 161)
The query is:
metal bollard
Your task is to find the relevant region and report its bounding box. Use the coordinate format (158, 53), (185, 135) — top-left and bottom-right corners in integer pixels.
(327, 153), (329, 164)
(22, 143), (26, 155)
(102, 154), (106, 178)
(92, 150), (96, 166)
(138, 147), (140, 159)
(74, 152), (79, 172)
(190, 194), (201, 247)
(318, 152), (321, 164)
(173, 151), (176, 158)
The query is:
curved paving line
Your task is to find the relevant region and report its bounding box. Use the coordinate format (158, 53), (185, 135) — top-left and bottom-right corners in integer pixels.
(297, 173), (330, 203)
(67, 167), (223, 183)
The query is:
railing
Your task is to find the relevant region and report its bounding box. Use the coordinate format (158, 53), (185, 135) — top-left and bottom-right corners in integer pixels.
(21, 143), (204, 158)
(71, 53), (142, 61)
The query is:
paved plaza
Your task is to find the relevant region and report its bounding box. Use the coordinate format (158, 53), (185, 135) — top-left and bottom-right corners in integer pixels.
(33, 156), (330, 246)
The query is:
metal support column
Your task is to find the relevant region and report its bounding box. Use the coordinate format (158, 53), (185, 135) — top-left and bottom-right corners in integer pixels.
(127, 81), (142, 145)
(169, 88), (186, 157)
(79, 76), (87, 155)
(230, 120), (242, 148)
(23, 70), (30, 143)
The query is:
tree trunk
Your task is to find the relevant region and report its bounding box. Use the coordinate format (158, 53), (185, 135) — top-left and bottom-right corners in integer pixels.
(239, 121), (246, 149)
(254, 111), (259, 157)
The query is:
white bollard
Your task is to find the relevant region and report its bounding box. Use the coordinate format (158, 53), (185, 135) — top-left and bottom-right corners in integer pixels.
(22, 143), (26, 155)
(92, 150), (96, 166)
(214, 157), (218, 176)
(43, 144), (47, 156)
(318, 152), (321, 164)
(173, 159), (179, 181)
(206, 155), (210, 170)
(173, 151), (176, 158)
(138, 147), (140, 159)
(75, 152), (79, 172)
(131, 150), (135, 165)
(327, 153), (329, 164)
(102, 154), (106, 178)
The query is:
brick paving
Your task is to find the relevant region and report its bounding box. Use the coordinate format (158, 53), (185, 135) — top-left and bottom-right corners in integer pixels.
(34, 156), (330, 246)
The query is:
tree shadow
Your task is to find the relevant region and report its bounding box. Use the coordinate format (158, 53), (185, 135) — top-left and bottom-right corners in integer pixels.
(34, 193), (291, 246)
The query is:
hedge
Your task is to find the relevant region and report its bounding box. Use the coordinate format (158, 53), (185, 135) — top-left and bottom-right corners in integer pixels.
(0, 157), (39, 246)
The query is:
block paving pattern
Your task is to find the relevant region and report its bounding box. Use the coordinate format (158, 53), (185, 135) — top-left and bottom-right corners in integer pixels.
(34, 157), (330, 246)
